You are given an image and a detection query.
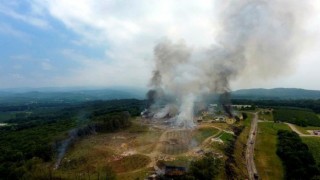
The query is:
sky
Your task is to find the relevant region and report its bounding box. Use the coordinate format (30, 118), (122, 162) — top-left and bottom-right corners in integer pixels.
(0, 0), (320, 90)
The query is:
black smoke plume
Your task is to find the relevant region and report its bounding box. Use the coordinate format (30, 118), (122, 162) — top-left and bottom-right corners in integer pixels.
(219, 92), (233, 118)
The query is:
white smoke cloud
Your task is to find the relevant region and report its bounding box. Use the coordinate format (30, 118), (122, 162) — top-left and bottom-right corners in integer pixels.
(146, 0), (318, 127)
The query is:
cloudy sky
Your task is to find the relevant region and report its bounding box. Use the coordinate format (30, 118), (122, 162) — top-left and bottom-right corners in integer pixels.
(0, 0), (320, 90)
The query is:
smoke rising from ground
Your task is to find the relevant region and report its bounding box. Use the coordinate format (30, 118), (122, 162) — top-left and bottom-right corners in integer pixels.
(146, 0), (313, 128)
(54, 125), (96, 170)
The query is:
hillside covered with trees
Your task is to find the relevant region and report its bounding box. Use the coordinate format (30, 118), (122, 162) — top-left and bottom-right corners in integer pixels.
(0, 99), (145, 179)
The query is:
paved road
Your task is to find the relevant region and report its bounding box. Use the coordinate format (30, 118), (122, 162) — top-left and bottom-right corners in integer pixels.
(246, 112), (259, 180)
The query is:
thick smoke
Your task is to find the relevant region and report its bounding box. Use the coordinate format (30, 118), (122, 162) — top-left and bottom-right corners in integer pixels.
(145, 0), (312, 128)
(208, 0), (304, 87)
(148, 39), (191, 92)
(145, 40), (196, 127)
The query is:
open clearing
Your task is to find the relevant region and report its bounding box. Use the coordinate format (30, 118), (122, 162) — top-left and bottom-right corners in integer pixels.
(193, 126), (220, 143)
(55, 121), (161, 179)
(259, 111), (273, 121)
(54, 119), (231, 179)
(255, 122), (290, 180)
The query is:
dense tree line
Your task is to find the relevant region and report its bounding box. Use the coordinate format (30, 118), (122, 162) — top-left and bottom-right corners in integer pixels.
(1, 111), (75, 132)
(242, 112), (248, 120)
(186, 153), (222, 180)
(232, 99), (320, 113)
(277, 130), (319, 180)
(0, 102), (73, 112)
(224, 125), (245, 180)
(273, 108), (320, 127)
(93, 111), (132, 132)
(89, 99), (145, 117)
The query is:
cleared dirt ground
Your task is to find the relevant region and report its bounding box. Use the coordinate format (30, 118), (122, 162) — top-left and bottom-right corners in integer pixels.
(55, 118), (232, 179)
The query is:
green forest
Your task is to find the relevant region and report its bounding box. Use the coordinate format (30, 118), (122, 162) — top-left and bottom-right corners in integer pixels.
(277, 130), (319, 179)
(1, 95), (320, 179)
(273, 108), (320, 126)
(232, 99), (320, 113)
(0, 99), (145, 179)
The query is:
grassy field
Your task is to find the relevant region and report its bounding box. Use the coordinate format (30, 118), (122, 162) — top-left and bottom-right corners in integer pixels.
(302, 137), (320, 165)
(193, 127), (220, 143)
(209, 122), (233, 131)
(110, 154), (150, 173)
(219, 132), (234, 142)
(127, 121), (148, 133)
(259, 111), (273, 121)
(117, 168), (150, 180)
(160, 155), (192, 167)
(255, 122), (290, 180)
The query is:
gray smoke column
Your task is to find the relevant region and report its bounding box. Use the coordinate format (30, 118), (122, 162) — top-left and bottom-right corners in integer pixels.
(207, 0), (311, 89)
(54, 124), (96, 170)
(146, 39), (195, 128)
(146, 0), (313, 126)
(150, 39), (191, 90)
(205, 0), (311, 113)
(146, 39), (191, 109)
(146, 70), (162, 108)
(54, 129), (78, 170)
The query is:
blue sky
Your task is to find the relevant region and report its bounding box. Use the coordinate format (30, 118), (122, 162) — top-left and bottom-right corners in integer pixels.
(0, 1), (109, 88)
(1, 0), (320, 90)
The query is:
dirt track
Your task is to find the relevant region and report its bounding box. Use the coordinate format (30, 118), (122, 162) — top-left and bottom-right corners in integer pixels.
(286, 123), (320, 137)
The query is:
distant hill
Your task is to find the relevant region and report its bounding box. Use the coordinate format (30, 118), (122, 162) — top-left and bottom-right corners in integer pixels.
(1, 87), (319, 103)
(232, 88), (320, 100)
(0, 88), (145, 104)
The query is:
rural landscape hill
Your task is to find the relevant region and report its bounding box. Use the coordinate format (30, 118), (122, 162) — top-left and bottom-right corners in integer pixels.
(1, 88), (320, 103)
(0, 88), (145, 103)
(232, 88), (320, 100)
(1, 87), (320, 179)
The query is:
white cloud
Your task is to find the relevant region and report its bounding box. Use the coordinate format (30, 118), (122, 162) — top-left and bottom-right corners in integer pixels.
(29, 0), (218, 88)
(0, 3), (50, 29)
(33, 0), (218, 47)
(25, 0), (320, 89)
(0, 23), (30, 40)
